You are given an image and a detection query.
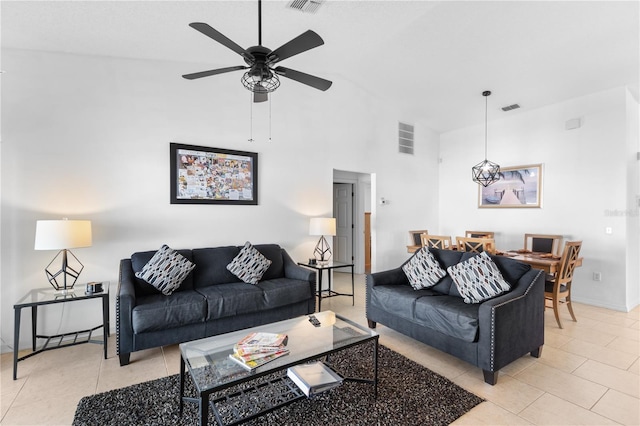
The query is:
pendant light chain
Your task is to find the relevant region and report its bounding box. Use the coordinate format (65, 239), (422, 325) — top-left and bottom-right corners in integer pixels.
(484, 94), (488, 159)
(471, 90), (500, 187)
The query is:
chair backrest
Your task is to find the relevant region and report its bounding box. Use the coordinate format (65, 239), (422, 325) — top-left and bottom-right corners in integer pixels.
(555, 241), (582, 289)
(465, 230), (495, 239)
(524, 233), (563, 256)
(420, 234), (453, 250)
(456, 236), (496, 254)
(409, 230), (429, 246)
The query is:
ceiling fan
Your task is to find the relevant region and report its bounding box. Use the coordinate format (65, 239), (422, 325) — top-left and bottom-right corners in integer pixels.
(182, 0), (332, 103)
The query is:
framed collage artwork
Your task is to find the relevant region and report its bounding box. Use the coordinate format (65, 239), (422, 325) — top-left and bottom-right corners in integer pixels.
(170, 143), (258, 205)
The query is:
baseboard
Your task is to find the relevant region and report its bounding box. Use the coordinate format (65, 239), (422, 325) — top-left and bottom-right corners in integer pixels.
(571, 296), (630, 312)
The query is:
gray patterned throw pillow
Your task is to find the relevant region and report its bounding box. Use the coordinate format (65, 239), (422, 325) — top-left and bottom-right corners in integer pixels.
(447, 251), (511, 304)
(135, 244), (196, 296)
(227, 241), (272, 285)
(402, 248), (447, 290)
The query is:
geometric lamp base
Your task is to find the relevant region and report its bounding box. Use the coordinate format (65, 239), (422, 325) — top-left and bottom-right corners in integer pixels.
(44, 249), (84, 293)
(313, 236), (333, 266)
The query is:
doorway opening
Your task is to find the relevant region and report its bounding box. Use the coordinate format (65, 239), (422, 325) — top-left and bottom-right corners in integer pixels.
(333, 170), (374, 275)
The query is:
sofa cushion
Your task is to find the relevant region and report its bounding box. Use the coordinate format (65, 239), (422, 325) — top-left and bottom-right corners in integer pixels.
(259, 278), (313, 308)
(252, 244), (285, 281)
(414, 295), (480, 342)
(197, 282), (266, 320)
(227, 241), (273, 284)
(490, 255), (532, 284)
(134, 245), (196, 296)
(192, 246), (241, 287)
(428, 248), (464, 294)
(132, 291), (206, 333)
(131, 249), (195, 296)
(402, 248), (447, 290)
(448, 252), (511, 304)
(369, 284), (440, 323)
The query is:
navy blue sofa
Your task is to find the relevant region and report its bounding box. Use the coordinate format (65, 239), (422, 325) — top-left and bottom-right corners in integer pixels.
(366, 247), (545, 385)
(117, 244), (315, 366)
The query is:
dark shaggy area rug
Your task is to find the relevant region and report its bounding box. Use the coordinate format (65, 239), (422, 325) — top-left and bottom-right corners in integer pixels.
(73, 345), (483, 426)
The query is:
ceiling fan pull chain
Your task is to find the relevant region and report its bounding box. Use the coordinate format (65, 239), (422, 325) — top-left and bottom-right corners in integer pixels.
(248, 93), (254, 142)
(268, 96), (272, 142)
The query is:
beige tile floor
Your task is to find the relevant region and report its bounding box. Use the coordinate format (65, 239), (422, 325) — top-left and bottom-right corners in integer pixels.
(1, 273), (639, 425)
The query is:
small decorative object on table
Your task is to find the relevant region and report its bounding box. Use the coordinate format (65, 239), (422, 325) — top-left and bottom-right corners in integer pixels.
(85, 282), (103, 294)
(228, 332), (289, 371)
(287, 361), (343, 397)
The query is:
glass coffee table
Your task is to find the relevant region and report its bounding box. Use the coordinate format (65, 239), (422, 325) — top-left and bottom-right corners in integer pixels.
(179, 311), (378, 426)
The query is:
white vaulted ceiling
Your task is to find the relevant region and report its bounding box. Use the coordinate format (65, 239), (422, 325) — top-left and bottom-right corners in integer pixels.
(2, 0), (638, 132)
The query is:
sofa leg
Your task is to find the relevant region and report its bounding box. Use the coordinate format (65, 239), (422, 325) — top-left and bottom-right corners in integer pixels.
(530, 346), (543, 358)
(119, 353), (131, 366)
(367, 319), (377, 329)
(483, 370), (498, 385)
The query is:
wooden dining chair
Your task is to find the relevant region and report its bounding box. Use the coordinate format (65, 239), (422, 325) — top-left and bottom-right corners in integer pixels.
(420, 234), (453, 250)
(408, 230), (429, 247)
(456, 236), (496, 254)
(524, 233), (563, 256)
(545, 241), (582, 329)
(465, 230), (495, 239)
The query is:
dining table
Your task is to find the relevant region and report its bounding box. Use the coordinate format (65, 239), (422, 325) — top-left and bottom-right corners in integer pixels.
(499, 251), (583, 275)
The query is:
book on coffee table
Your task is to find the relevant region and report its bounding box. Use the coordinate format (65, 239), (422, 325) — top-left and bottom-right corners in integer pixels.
(287, 362), (343, 397)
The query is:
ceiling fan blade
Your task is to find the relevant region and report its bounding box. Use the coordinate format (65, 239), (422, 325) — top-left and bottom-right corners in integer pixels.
(267, 30), (324, 65)
(189, 22), (254, 62)
(182, 66), (247, 80)
(274, 66), (332, 91)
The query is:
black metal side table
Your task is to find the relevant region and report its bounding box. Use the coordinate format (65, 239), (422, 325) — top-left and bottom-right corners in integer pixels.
(297, 262), (354, 311)
(12, 283), (110, 380)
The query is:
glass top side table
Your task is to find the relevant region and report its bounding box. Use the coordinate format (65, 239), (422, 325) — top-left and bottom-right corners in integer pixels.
(297, 262), (354, 311)
(12, 282), (110, 380)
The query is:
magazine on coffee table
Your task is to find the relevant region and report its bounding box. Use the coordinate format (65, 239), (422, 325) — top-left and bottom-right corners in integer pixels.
(229, 349), (289, 371)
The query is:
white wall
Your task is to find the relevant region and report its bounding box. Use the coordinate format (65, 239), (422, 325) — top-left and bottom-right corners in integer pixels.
(0, 49), (440, 351)
(439, 87), (638, 311)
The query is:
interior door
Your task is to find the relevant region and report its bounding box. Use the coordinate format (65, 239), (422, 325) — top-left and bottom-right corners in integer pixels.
(333, 183), (353, 264)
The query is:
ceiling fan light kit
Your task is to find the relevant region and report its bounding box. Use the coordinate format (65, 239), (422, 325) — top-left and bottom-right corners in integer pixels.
(472, 90), (501, 187)
(182, 0), (332, 104)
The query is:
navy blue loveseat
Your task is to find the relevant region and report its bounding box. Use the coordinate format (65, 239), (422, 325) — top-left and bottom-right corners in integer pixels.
(366, 247), (545, 385)
(117, 244), (315, 366)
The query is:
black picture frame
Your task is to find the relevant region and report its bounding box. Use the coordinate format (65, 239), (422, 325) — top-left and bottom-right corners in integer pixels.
(170, 143), (258, 205)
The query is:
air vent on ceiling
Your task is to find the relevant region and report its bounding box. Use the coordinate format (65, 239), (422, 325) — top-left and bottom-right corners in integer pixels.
(398, 122), (414, 155)
(501, 104), (520, 112)
(287, 0), (325, 13)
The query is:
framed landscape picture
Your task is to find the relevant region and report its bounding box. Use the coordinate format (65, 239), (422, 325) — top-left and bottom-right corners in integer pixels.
(170, 143), (258, 205)
(478, 164), (542, 208)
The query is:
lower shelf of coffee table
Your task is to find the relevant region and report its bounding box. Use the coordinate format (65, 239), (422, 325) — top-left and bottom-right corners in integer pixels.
(185, 375), (307, 426)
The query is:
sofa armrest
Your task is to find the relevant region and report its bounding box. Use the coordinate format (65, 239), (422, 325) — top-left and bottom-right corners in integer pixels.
(477, 268), (545, 372)
(282, 249), (315, 283)
(117, 259), (137, 359)
(367, 267), (408, 287)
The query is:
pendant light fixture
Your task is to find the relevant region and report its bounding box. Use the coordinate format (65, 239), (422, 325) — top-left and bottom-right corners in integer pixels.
(471, 90), (501, 187)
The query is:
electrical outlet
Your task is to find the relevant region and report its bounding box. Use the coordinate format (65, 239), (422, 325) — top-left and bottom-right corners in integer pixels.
(605, 227), (612, 235)
(593, 272), (602, 281)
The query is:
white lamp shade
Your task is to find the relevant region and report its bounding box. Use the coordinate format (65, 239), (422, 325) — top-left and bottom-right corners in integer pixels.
(34, 220), (92, 250)
(309, 217), (336, 236)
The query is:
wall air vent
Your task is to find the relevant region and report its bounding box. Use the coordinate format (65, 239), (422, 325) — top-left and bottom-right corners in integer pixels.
(398, 122), (414, 155)
(501, 104), (520, 112)
(287, 0), (325, 13)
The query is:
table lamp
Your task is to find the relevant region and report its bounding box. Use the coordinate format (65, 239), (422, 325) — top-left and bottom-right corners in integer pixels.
(34, 219), (92, 293)
(309, 217), (336, 265)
